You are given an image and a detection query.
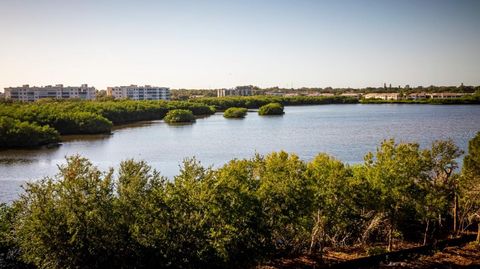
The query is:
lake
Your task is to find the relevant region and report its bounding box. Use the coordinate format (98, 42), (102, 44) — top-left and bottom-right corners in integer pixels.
(1, 104), (480, 203)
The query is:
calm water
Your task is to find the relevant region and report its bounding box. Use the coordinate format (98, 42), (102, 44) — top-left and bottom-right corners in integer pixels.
(1, 104), (480, 203)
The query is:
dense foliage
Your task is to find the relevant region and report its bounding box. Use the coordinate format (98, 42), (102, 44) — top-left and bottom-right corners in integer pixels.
(189, 95), (357, 110)
(223, 107), (248, 118)
(0, 116), (60, 147)
(0, 100), (215, 147)
(1, 135), (479, 268)
(258, 103), (284, 115)
(460, 132), (480, 241)
(163, 109), (195, 123)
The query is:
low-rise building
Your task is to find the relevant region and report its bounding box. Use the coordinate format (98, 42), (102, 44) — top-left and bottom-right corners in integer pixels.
(340, 93), (362, 99)
(107, 85), (170, 100)
(265, 92), (285, 96)
(363, 93), (401, 100)
(4, 84), (96, 102)
(307, 93), (334, 97)
(427, 92), (467, 99)
(217, 86), (253, 97)
(408, 92), (428, 100)
(284, 93), (299, 97)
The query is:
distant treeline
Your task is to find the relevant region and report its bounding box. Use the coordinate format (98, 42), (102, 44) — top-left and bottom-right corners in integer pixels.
(361, 94), (480, 104)
(170, 85), (480, 100)
(1, 134), (479, 269)
(189, 95), (357, 110)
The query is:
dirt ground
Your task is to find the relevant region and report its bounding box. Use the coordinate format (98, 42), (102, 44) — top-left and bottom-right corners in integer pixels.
(380, 242), (480, 269)
(257, 242), (480, 269)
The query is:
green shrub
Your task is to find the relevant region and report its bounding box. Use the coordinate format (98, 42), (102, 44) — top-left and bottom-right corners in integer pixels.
(223, 107), (248, 118)
(163, 109), (195, 123)
(0, 116), (60, 148)
(51, 112), (112, 134)
(0, 203), (29, 268)
(258, 103), (284, 115)
(3, 137), (475, 267)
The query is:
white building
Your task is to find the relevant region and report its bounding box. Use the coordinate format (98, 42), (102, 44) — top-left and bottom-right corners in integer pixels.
(4, 84), (96, 102)
(107, 85), (170, 100)
(363, 93), (401, 100)
(217, 86), (253, 97)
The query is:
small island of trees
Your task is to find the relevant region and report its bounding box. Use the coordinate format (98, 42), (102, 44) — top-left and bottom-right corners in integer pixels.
(163, 109), (195, 123)
(258, 102), (284, 115)
(223, 107), (248, 118)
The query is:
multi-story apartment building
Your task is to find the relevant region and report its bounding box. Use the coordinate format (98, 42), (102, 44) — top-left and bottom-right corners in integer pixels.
(107, 85), (170, 100)
(217, 86), (254, 97)
(4, 84), (96, 101)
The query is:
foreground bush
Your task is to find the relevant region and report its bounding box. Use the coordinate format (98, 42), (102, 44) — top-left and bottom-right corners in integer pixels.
(163, 109), (195, 123)
(223, 107), (248, 118)
(258, 103), (284, 115)
(0, 117), (59, 148)
(2, 136), (479, 268)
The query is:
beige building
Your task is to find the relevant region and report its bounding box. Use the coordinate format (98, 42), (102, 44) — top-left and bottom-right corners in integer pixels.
(427, 93), (467, 99)
(363, 93), (401, 100)
(265, 92), (285, 96)
(408, 92), (428, 100)
(4, 84), (96, 102)
(284, 93), (299, 97)
(107, 85), (170, 100)
(307, 93), (334, 97)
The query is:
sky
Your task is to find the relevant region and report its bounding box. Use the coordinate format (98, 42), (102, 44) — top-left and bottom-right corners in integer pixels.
(0, 0), (479, 91)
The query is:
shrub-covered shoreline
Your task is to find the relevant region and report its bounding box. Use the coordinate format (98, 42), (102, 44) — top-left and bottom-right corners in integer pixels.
(0, 100), (215, 148)
(1, 94), (479, 148)
(190, 95), (358, 110)
(0, 134), (479, 268)
(0, 96), (353, 148)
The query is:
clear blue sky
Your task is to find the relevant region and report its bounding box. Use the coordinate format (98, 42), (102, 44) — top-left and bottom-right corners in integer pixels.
(0, 0), (479, 90)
